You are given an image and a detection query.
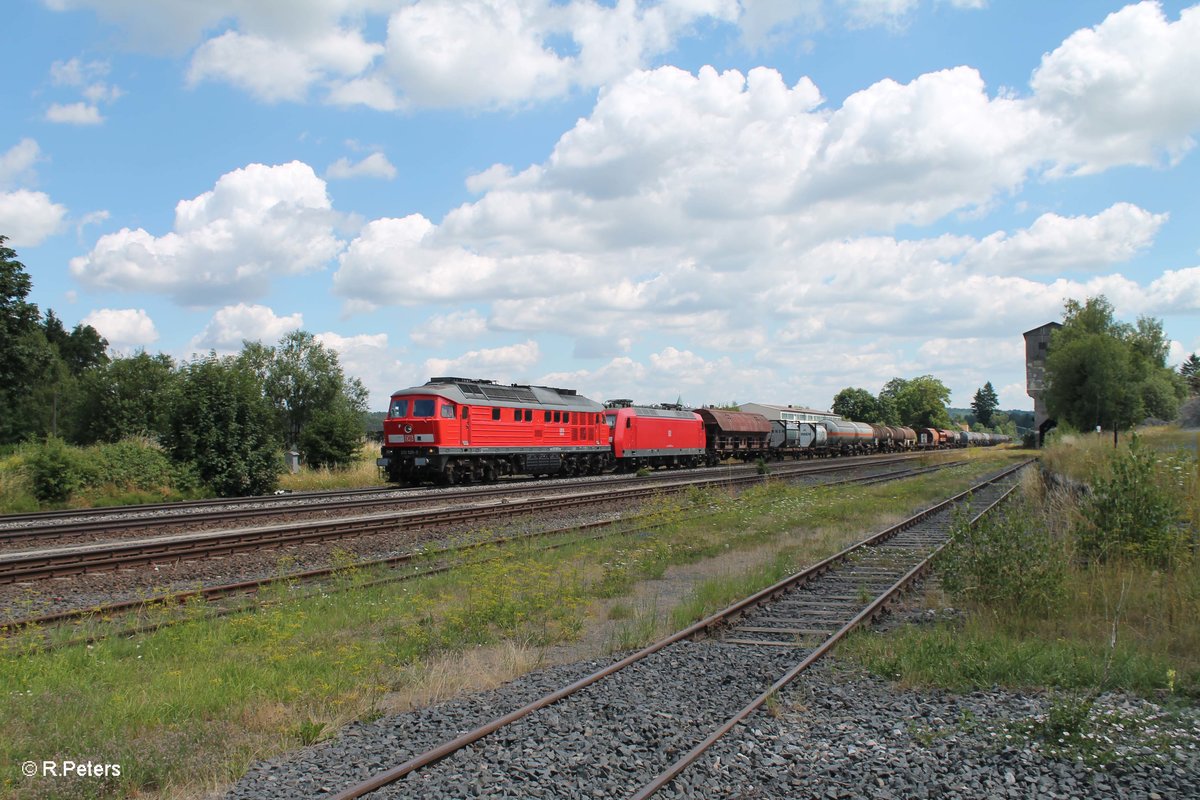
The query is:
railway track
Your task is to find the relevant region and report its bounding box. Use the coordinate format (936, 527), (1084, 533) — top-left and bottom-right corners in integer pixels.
(2, 458), (965, 641)
(295, 459), (1032, 800)
(0, 452), (930, 545)
(0, 457), (949, 584)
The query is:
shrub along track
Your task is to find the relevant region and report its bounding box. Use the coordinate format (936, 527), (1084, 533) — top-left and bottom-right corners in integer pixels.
(1, 458), (962, 645)
(223, 460), (1032, 800)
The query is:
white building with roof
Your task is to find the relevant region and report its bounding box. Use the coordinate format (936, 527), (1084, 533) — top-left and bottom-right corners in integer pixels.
(738, 403), (841, 423)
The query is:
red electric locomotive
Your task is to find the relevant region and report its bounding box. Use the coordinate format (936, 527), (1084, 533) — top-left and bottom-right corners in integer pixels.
(603, 401), (706, 470)
(378, 377), (610, 484)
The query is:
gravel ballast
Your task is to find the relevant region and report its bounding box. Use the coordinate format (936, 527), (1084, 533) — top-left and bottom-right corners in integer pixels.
(222, 650), (1198, 800)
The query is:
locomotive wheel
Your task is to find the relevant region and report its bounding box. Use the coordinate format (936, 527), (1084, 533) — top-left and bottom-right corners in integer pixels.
(483, 463), (497, 483)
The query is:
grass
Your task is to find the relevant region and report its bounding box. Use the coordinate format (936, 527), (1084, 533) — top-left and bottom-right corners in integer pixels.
(841, 425), (1200, 710)
(663, 452), (1030, 630)
(274, 443), (386, 492)
(2, 544), (585, 799)
(1041, 424), (1200, 482)
(1, 450), (1027, 799)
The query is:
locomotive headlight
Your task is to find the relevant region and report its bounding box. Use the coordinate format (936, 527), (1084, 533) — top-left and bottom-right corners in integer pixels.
(404, 424), (413, 433)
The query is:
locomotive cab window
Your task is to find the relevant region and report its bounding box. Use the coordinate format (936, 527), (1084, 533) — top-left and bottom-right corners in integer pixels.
(440, 404), (455, 418)
(388, 399), (408, 418)
(412, 399), (436, 417)
(461, 406), (469, 419)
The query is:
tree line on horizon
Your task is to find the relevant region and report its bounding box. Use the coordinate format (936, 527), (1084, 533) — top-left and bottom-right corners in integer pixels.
(829, 376), (1019, 437)
(2, 236), (367, 496)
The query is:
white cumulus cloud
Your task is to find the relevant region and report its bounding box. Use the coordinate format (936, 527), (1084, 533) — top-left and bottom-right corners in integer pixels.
(0, 139), (67, 246)
(326, 152), (397, 180)
(0, 189), (67, 247)
(424, 340), (541, 381)
(45, 102), (103, 125)
(962, 203), (1168, 275)
(1031, 2), (1200, 174)
(46, 57), (119, 124)
(0, 139), (42, 188)
(189, 303), (304, 353)
(71, 161), (343, 306)
(80, 308), (159, 350)
(410, 309), (489, 347)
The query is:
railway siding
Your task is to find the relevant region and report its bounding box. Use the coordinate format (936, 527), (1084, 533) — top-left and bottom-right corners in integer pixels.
(225, 464), (1029, 798)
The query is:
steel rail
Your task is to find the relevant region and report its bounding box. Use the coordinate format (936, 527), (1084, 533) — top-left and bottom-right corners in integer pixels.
(0, 452), (929, 543)
(0, 456), (941, 583)
(0, 485), (400, 526)
(327, 458), (1032, 800)
(629, 478), (1022, 798)
(3, 459), (956, 638)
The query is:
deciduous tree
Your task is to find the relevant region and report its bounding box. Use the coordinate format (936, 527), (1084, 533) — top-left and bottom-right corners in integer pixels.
(73, 352), (177, 444)
(1045, 296), (1186, 431)
(238, 331), (368, 468)
(165, 354), (281, 497)
(831, 387), (882, 422)
(0, 237), (53, 442)
(881, 375), (952, 429)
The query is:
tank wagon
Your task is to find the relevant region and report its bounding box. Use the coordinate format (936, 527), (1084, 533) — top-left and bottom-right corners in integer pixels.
(821, 419), (876, 454)
(769, 420), (827, 457)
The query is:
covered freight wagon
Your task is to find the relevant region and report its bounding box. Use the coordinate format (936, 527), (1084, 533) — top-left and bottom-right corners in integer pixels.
(696, 408), (772, 464)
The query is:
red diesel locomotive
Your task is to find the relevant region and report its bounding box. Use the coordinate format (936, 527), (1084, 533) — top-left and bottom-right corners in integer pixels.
(378, 377), (610, 484)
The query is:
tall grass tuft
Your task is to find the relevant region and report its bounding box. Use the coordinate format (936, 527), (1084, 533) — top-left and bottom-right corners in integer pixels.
(939, 499), (1066, 617)
(1077, 435), (1194, 568)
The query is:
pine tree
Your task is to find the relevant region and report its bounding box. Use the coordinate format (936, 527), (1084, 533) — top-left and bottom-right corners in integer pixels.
(1182, 353), (1200, 396)
(971, 381), (1000, 427)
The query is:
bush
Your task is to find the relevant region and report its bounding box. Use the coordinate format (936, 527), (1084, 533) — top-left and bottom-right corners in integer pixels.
(94, 438), (175, 490)
(22, 437), (203, 505)
(24, 437), (91, 504)
(1077, 436), (1191, 568)
(165, 356), (282, 497)
(940, 500), (1065, 617)
(299, 405), (363, 469)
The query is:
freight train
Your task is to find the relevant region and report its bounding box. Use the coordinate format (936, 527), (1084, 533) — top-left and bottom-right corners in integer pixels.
(376, 377), (1010, 485)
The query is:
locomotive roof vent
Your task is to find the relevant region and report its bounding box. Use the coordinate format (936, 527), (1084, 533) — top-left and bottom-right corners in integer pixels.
(428, 376), (496, 385)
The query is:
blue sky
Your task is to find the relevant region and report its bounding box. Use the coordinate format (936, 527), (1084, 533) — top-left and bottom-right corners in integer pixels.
(3, 1), (1199, 415)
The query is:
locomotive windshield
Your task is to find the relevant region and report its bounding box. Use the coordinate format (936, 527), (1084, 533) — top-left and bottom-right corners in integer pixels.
(412, 399), (436, 417)
(604, 413), (617, 427)
(388, 399), (408, 418)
